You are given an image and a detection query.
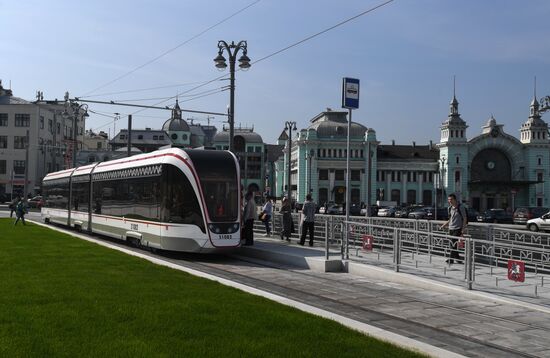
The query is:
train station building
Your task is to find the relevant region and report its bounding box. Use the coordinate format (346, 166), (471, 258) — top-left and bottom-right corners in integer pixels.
(274, 92), (550, 212)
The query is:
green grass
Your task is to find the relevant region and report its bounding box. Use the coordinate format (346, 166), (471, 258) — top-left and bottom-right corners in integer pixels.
(0, 218), (426, 357)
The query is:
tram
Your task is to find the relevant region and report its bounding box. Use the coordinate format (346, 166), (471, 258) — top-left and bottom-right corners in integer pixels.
(41, 147), (241, 252)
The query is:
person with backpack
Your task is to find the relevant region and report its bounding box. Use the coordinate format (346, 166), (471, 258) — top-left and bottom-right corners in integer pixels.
(14, 198), (28, 226)
(440, 193), (467, 264)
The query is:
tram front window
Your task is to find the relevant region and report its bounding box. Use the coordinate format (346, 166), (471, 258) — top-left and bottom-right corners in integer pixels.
(186, 150), (239, 222)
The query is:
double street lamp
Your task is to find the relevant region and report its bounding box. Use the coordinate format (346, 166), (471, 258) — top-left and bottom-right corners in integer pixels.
(284, 121), (297, 200)
(214, 40), (251, 153)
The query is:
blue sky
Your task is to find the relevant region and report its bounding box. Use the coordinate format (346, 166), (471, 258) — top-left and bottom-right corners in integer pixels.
(1, 0), (550, 145)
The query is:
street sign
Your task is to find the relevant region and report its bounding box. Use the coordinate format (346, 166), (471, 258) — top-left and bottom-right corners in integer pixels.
(507, 260), (525, 282)
(342, 77), (360, 109)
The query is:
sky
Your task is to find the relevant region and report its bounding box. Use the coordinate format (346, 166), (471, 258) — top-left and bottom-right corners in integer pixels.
(1, 0), (550, 146)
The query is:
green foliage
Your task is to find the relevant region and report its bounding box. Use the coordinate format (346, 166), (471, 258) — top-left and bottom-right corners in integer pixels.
(0, 219), (425, 357)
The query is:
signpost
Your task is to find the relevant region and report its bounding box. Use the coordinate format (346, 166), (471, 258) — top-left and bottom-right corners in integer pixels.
(342, 77), (360, 260)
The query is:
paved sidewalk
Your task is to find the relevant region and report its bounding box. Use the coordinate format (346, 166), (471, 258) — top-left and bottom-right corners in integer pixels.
(234, 235), (550, 357)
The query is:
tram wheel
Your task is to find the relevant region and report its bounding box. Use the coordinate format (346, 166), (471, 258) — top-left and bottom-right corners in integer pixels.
(528, 224), (539, 232)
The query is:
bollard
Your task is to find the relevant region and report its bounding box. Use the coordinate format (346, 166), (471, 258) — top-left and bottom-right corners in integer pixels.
(466, 237), (473, 290)
(393, 228), (400, 272)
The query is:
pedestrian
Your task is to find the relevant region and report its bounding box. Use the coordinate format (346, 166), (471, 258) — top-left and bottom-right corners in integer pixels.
(261, 196), (273, 236)
(14, 198), (28, 226)
(280, 197), (293, 242)
(299, 194), (316, 246)
(440, 193), (467, 264)
(9, 195), (19, 218)
(242, 192), (257, 246)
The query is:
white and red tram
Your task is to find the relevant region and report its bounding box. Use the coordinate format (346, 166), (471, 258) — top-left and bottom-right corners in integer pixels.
(41, 148), (241, 252)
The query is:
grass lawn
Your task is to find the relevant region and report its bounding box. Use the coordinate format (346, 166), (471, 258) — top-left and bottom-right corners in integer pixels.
(0, 218), (426, 357)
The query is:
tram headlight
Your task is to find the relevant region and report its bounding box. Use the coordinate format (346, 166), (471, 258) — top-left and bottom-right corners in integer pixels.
(215, 228), (221, 234)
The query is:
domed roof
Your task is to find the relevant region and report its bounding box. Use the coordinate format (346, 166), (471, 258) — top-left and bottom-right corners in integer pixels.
(308, 119), (367, 138)
(213, 130), (263, 144)
(162, 118), (190, 132)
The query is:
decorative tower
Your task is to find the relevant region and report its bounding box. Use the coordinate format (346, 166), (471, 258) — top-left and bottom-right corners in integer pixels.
(437, 79), (469, 202)
(520, 80), (550, 206)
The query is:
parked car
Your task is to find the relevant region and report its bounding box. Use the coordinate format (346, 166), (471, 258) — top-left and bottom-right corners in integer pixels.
(377, 207), (397, 217)
(526, 212), (550, 232)
(327, 204), (344, 215)
(347, 203), (361, 216)
(408, 207), (432, 220)
(426, 208), (449, 221)
(476, 209), (513, 224)
(28, 195), (44, 209)
(513, 207), (549, 225)
(0, 193), (9, 203)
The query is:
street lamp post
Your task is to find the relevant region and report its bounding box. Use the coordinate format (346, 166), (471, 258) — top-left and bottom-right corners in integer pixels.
(284, 121), (297, 201)
(214, 40), (251, 153)
(307, 149), (315, 195)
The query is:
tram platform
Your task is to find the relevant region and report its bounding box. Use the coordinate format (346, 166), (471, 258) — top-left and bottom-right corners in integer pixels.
(233, 234), (550, 357)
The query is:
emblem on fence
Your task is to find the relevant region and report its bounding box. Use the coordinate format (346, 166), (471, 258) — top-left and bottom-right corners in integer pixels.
(362, 235), (373, 251)
(507, 260), (525, 282)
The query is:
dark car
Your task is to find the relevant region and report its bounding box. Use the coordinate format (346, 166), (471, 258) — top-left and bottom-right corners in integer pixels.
(476, 209), (513, 224)
(394, 206), (411, 218)
(408, 207), (432, 219)
(346, 203), (362, 216)
(513, 207), (549, 225)
(426, 208), (449, 221)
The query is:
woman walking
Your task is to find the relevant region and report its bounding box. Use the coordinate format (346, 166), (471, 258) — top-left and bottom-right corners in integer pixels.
(280, 197), (292, 242)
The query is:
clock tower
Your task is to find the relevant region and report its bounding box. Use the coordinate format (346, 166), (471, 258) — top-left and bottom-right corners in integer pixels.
(438, 88), (469, 203)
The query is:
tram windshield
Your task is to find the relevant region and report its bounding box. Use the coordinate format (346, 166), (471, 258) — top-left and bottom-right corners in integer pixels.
(186, 150), (239, 222)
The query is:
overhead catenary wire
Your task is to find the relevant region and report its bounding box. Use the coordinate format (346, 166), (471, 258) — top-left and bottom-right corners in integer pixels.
(84, 0), (395, 128)
(80, 0), (262, 97)
(127, 0), (396, 115)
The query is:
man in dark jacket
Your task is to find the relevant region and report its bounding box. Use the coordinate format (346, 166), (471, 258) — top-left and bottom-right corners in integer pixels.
(299, 194), (316, 246)
(440, 193), (467, 264)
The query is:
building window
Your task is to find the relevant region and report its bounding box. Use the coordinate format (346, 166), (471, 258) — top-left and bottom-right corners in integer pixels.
(538, 157), (542, 166)
(335, 170), (344, 180)
(57, 122), (61, 134)
(153, 135), (158, 140)
(456, 155), (460, 164)
(120, 134), (126, 140)
(360, 150), (364, 158)
(0, 113), (8, 126)
(138, 135), (144, 140)
(97, 142), (102, 149)
(159, 135), (164, 140)
(338, 149), (342, 158)
(538, 172), (543, 182)
(48, 119), (53, 133)
(171, 133), (178, 140)
(13, 160), (26, 174)
(0, 160), (5, 174)
(40, 116), (44, 129)
(14, 136), (27, 149)
(14, 113), (30, 127)
(351, 170), (361, 181)
(0, 136), (7, 149)
(319, 169), (328, 180)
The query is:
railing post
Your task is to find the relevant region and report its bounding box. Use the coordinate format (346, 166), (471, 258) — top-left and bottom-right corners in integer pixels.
(341, 222), (345, 260)
(393, 228), (400, 272)
(466, 236), (473, 290)
(325, 219), (329, 260)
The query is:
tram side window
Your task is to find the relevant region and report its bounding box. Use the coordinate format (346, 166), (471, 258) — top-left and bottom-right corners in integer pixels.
(162, 165), (204, 232)
(92, 176), (160, 221)
(43, 181), (69, 209)
(72, 181), (90, 212)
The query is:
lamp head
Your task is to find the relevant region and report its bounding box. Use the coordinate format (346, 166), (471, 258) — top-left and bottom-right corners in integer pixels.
(214, 53), (227, 70)
(238, 53), (251, 70)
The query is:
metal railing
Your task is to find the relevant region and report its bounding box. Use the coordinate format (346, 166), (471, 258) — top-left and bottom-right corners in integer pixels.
(255, 213), (550, 298)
